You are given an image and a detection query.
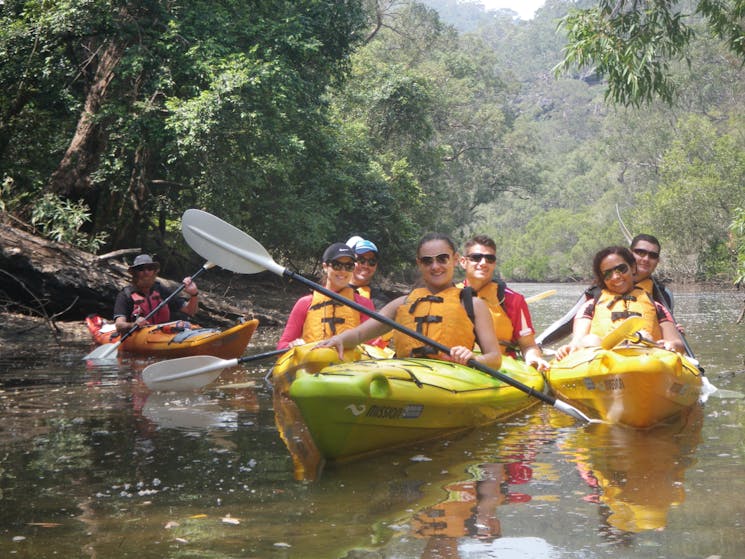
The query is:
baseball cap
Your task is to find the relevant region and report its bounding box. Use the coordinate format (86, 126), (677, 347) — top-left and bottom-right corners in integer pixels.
(353, 239), (378, 255)
(322, 242), (355, 262)
(346, 235), (364, 249)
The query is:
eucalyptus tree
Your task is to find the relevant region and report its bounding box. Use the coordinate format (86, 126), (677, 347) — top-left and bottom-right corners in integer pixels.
(1, 0), (369, 259)
(331, 0), (533, 245)
(556, 0), (745, 107)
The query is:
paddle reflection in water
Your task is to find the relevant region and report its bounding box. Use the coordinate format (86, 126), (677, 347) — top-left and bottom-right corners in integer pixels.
(560, 404), (704, 534)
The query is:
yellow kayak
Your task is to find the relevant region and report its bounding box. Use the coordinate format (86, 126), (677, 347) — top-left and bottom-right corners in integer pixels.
(546, 344), (702, 428)
(272, 344), (545, 462)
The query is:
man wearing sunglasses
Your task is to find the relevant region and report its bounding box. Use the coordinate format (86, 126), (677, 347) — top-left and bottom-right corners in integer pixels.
(346, 236), (391, 310)
(458, 235), (549, 371)
(277, 242), (375, 349)
(630, 234), (674, 311)
(114, 254), (199, 334)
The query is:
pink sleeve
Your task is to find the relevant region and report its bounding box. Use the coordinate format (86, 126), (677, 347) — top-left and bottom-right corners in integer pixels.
(276, 295), (312, 349)
(355, 293), (377, 322)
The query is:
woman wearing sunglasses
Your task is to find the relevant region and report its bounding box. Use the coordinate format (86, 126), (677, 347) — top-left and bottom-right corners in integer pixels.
(458, 235), (549, 371)
(556, 246), (684, 359)
(276, 243), (376, 350)
(317, 233), (502, 369)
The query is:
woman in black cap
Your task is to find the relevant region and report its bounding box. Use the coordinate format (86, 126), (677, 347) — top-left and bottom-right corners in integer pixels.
(113, 254), (199, 334)
(277, 243), (376, 349)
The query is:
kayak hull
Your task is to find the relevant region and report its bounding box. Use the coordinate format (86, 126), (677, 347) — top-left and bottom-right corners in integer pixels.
(546, 345), (702, 428)
(273, 346), (545, 461)
(85, 315), (258, 359)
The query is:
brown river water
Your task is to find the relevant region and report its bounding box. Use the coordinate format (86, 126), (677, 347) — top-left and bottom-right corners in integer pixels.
(1, 284), (743, 558)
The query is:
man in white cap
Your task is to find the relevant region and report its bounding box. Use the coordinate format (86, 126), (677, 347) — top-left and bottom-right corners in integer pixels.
(346, 236), (390, 310)
(113, 254), (199, 334)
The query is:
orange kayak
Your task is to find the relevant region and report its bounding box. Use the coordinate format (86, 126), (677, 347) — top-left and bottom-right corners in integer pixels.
(85, 315), (258, 359)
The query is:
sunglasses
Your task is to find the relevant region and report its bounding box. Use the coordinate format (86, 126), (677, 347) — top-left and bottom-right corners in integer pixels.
(601, 262), (630, 280)
(418, 253), (451, 266)
(356, 256), (378, 266)
(465, 253), (497, 264)
(328, 260), (355, 272)
(632, 247), (660, 260)
(136, 265), (159, 272)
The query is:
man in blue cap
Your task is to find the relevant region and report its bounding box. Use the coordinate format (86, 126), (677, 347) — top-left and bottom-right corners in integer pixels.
(346, 236), (391, 310)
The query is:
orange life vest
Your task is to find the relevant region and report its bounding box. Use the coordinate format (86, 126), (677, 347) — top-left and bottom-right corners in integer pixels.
(393, 286), (475, 358)
(301, 287), (361, 343)
(589, 286), (662, 340)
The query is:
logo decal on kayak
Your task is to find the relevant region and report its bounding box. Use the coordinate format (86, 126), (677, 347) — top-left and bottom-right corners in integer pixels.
(346, 404), (366, 416)
(363, 404), (424, 420)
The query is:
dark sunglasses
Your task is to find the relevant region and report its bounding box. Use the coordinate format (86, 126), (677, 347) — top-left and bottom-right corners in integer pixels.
(465, 253), (497, 264)
(135, 264), (159, 272)
(356, 256), (378, 266)
(632, 247), (660, 260)
(418, 253), (451, 266)
(328, 260), (355, 272)
(601, 262), (630, 280)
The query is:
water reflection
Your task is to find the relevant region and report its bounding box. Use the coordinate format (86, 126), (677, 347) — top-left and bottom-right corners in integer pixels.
(560, 404), (703, 534)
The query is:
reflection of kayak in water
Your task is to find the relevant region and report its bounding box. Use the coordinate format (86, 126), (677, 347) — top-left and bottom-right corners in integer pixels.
(85, 315), (259, 359)
(272, 343), (545, 462)
(562, 404), (703, 532)
(141, 392), (239, 431)
(546, 343), (702, 427)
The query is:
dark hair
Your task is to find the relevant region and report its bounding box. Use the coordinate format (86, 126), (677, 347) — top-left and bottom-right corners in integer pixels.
(464, 234), (496, 252)
(630, 233), (661, 252)
(592, 246), (636, 287)
(416, 232), (457, 257)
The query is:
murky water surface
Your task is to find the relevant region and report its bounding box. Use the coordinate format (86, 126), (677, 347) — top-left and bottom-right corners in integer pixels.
(1, 284), (744, 558)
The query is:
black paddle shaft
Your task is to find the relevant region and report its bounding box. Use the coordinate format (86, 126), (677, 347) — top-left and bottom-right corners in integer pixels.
(283, 269), (556, 406)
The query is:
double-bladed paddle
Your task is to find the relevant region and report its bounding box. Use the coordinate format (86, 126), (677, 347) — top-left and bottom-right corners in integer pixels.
(141, 348), (288, 391)
(178, 209), (593, 423)
(83, 261), (215, 360)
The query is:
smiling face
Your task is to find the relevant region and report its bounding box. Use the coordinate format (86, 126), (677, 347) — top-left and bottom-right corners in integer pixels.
(630, 239), (660, 282)
(351, 251), (378, 286)
(323, 258), (355, 292)
(417, 239), (457, 293)
(599, 253), (636, 295)
(460, 243), (496, 291)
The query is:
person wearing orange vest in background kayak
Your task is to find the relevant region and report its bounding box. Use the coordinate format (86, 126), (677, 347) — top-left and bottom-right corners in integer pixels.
(276, 242), (376, 350)
(537, 233), (679, 347)
(457, 235), (549, 372)
(555, 246), (685, 360)
(316, 233), (502, 369)
(346, 235), (391, 310)
(113, 254), (199, 334)
(630, 233), (686, 333)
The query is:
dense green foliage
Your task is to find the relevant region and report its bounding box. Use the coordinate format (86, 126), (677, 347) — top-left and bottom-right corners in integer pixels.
(1, 0), (744, 282)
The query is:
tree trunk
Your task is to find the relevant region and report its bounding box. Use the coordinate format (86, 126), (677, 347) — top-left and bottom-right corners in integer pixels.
(47, 40), (124, 201)
(0, 214), (283, 328)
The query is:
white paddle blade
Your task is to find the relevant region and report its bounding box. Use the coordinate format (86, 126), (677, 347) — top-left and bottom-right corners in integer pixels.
(142, 355), (236, 391)
(83, 342), (121, 360)
(181, 209), (284, 276)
